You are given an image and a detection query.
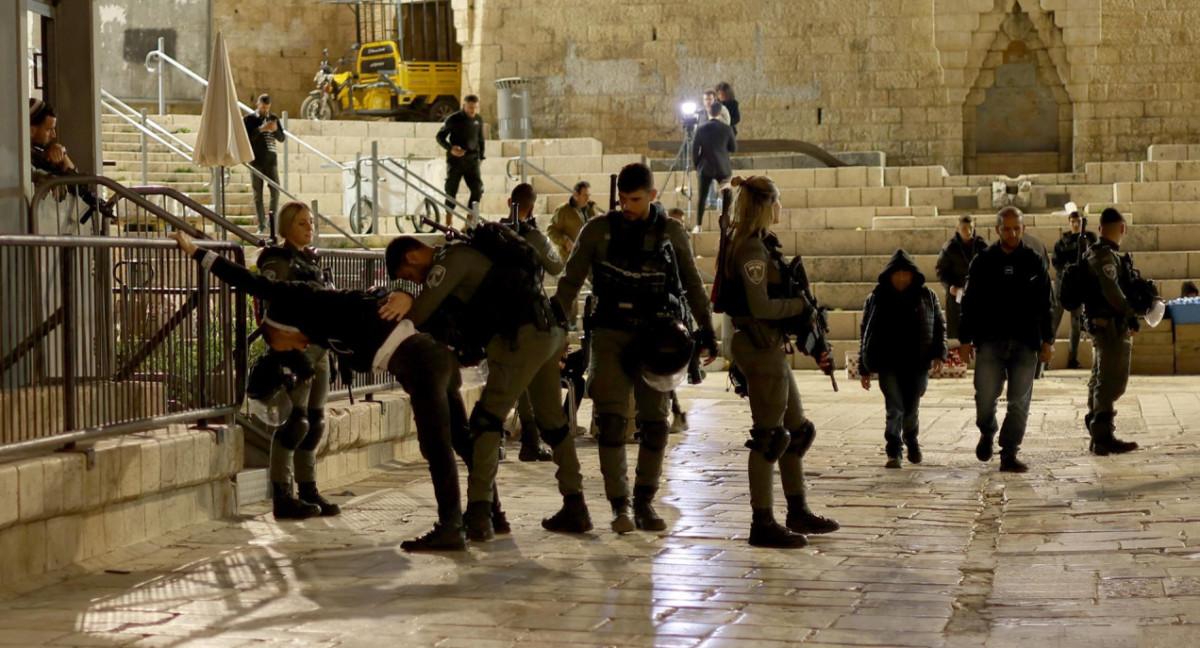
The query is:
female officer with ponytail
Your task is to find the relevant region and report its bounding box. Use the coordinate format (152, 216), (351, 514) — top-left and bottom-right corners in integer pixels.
(257, 201), (340, 519)
(721, 176), (839, 548)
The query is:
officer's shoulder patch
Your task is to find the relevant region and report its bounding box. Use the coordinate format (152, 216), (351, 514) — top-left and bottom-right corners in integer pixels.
(1103, 264), (1118, 280)
(261, 269), (276, 280)
(744, 260), (766, 285)
(427, 265), (447, 287)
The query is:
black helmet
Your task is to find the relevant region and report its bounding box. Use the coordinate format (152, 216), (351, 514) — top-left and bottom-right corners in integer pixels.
(636, 319), (693, 392)
(246, 350), (314, 425)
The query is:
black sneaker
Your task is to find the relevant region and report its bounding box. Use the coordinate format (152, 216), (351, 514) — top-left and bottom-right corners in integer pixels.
(749, 520), (809, 548)
(999, 455), (1029, 473)
(1067, 358), (1082, 369)
(400, 523), (467, 552)
(975, 434), (994, 462)
(885, 456), (902, 469)
(786, 510), (840, 535)
(1091, 438), (1139, 456)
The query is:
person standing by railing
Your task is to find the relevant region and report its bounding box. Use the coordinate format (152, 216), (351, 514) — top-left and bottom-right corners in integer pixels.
(256, 202), (340, 520)
(244, 94), (286, 234)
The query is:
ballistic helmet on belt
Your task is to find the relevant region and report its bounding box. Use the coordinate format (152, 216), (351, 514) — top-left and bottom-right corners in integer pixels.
(246, 350), (315, 426)
(636, 319), (693, 392)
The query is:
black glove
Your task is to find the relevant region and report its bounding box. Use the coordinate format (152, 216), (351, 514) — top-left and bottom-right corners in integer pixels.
(693, 327), (717, 357)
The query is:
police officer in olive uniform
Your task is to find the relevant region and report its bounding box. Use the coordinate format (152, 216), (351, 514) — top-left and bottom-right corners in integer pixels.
(554, 163), (717, 534)
(1052, 205), (1098, 369)
(257, 202), (340, 519)
(383, 201), (592, 540)
(718, 176), (839, 548)
(1082, 208), (1140, 455)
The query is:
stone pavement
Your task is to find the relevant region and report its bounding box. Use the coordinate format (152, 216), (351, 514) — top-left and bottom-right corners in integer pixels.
(1, 370), (1198, 648)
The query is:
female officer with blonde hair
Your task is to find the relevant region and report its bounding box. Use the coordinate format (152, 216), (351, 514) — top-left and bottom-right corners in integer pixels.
(256, 201), (340, 519)
(721, 176), (839, 547)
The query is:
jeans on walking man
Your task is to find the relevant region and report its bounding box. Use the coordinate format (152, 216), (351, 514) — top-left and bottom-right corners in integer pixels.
(959, 207), (1055, 473)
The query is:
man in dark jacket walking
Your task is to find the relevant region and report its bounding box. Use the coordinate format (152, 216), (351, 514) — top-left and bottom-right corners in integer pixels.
(692, 102), (736, 230)
(858, 250), (948, 469)
(435, 95), (485, 224)
(959, 207), (1055, 473)
(935, 216), (988, 341)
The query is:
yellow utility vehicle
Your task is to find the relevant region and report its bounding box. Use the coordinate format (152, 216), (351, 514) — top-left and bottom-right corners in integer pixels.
(300, 41), (461, 122)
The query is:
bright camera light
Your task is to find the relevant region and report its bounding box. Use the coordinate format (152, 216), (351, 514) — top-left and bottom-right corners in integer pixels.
(680, 101), (697, 117)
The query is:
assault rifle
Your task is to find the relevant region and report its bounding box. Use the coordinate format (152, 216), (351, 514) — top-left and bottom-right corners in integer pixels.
(608, 173), (618, 212)
(771, 240), (838, 392)
(710, 188), (734, 312)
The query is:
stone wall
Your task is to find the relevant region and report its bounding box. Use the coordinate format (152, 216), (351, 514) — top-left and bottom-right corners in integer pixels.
(453, 0), (1200, 172)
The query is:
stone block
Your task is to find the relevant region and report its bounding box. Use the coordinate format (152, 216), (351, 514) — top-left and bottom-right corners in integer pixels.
(899, 165), (928, 188)
(813, 168), (838, 189)
(1170, 181), (1200, 202)
(786, 208), (826, 230)
(795, 230), (866, 256)
(836, 166), (868, 188)
(808, 188), (861, 208)
(860, 187), (893, 207)
(0, 466), (17, 528)
(825, 207), (877, 229)
(16, 461), (44, 522)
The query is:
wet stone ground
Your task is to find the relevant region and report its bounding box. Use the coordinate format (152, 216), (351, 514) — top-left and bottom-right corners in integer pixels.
(1, 370), (1198, 647)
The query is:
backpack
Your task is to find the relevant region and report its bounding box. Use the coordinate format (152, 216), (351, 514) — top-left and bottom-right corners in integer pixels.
(428, 221), (555, 366)
(1058, 260), (1090, 312)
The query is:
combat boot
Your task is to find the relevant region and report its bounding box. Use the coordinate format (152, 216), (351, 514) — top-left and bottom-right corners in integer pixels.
(610, 496), (635, 534)
(749, 509), (808, 548)
(491, 499), (511, 535)
(670, 411), (689, 434)
(297, 482), (341, 517)
(1089, 412), (1138, 456)
(518, 422), (553, 462)
(785, 494), (840, 535)
(975, 431), (995, 462)
(632, 485), (667, 531)
(541, 493), (594, 533)
(400, 523), (467, 552)
(464, 500), (495, 541)
(272, 482), (321, 520)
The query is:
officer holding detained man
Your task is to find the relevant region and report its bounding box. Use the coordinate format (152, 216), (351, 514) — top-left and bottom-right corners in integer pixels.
(554, 163), (717, 534)
(382, 186), (592, 540)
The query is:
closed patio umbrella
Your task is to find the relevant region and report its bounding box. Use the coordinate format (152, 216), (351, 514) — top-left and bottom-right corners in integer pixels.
(192, 30), (253, 221)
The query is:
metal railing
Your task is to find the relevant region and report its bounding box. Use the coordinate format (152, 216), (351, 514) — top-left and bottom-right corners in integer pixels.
(0, 236), (246, 456)
(319, 249), (401, 399)
(100, 94), (371, 250)
(506, 140), (575, 194)
(348, 148), (480, 234)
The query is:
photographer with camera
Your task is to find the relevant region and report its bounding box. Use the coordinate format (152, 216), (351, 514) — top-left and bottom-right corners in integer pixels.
(243, 94), (286, 235)
(1081, 208), (1155, 456)
(715, 175), (838, 548)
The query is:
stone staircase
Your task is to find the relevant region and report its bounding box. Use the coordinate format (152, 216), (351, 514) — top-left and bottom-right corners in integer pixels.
(100, 114), (1200, 374)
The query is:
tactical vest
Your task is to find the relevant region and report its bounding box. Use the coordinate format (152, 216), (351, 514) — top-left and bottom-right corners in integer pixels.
(721, 234), (792, 319)
(257, 245), (327, 286)
(592, 211), (684, 328)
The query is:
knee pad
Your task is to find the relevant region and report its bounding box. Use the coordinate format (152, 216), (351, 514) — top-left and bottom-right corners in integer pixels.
(539, 423), (570, 449)
(786, 420), (815, 457)
(595, 413), (629, 447)
(468, 403), (506, 437)
(638, 420), (670, 452)
(747, 427), (790, 462)
(299, 408), (325, 452)
(274, 407), (309, 451)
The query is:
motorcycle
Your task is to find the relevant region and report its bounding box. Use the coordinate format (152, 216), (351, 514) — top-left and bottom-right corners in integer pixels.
(299, 48), (351, 121)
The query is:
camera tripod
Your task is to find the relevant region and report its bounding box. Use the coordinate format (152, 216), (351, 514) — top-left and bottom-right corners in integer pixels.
(659, 121), (697, 224)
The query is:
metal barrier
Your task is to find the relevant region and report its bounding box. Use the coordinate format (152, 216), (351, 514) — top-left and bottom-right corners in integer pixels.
(317, 249), (403, 399)
(0, 236), (246, 456)
(506, 140), (576, 194)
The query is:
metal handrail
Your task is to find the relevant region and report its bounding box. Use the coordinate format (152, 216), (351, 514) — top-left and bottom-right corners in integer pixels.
(100, 99), (193, 159)
(100, 97), (372, 249)
(102, 89), (194, 154)
(370, 156), (479, 226)
(127, 186), (267, 247)
(29, 175), (204, 237)
(506, 140), (575, 194)
(143, 46), (342, 169)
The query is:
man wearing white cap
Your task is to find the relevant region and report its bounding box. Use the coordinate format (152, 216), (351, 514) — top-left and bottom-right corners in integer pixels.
(1051, 203), (1097, 369)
